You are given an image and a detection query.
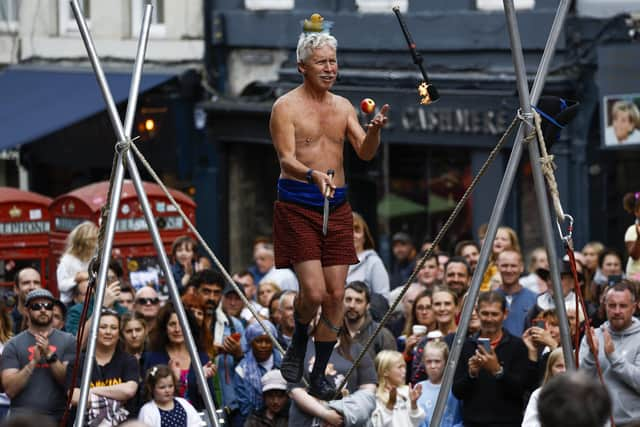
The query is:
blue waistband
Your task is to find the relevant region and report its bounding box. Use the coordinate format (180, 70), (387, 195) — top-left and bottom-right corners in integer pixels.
(277, 178), (347, 208)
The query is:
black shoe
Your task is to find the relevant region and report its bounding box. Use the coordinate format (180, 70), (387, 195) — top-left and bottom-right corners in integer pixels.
(308, 375), (337, 401)
(280, 341), (306, 383)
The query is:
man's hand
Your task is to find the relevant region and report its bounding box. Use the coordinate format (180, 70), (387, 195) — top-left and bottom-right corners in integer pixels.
(603, 328), (615, 356)
(477, 346), (501, 376)
(468, 355), (481, 378)
(103, 280), (121, 308)
(322, 408), (343, 426)
(34, 332), (50, 360)
(311, 170), (336, 199)
(367, 104), (389, 130)
(222, 335), (243, 359)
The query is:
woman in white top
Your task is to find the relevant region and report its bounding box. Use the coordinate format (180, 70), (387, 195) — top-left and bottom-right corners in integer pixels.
(347, 212), (391, 300)
(369, 350), (424, 427)
(521, 347), (566, 427)
(56, 221), (98, 305)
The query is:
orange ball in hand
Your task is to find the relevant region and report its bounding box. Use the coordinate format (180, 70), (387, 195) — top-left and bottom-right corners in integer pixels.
(360, 98), (376, 114)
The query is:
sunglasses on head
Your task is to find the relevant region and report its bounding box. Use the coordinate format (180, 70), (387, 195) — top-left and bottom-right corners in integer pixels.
(29, 302), (53, 311)
(136, 297), (159, 306)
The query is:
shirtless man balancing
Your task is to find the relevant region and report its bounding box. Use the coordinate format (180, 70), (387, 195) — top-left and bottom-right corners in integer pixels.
(270, 30), (389, 400)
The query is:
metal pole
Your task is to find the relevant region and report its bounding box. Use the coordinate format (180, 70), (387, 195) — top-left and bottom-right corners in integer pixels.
(430, 1), (572, 425)
(71, 2), (220, 426)
(503, 0), (574, 365)
(124, 159), (221, 425)
(70, 1), (138, 425)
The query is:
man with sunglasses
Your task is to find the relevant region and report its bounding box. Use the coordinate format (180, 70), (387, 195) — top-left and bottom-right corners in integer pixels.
(0, 289), (76, 422)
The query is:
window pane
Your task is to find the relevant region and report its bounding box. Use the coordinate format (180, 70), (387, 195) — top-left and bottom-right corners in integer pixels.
(0, 0), (19, 22)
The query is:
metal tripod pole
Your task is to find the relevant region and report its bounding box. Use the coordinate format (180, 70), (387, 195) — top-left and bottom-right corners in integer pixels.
(503, 0), (574, 366)
(431, 1), (573, 425)
(71, 2), (219, 426)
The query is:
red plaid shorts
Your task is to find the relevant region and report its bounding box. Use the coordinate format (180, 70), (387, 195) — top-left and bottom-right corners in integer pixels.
(273, 200), (358, 269)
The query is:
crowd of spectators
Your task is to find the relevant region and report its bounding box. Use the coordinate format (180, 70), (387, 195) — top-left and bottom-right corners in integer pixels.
(3, 198), (640, 427)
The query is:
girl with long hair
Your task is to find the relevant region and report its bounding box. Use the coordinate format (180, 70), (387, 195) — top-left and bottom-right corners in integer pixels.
(521, 347), (566, 426)
(370, 350), (424, 427)
(480, 226), (520, 291)
(347, 212), (390, 300)
(56, 221), (98, 305)
(401, 291), (435, 357)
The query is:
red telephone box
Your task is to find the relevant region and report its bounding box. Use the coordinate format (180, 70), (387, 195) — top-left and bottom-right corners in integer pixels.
(0, 187), (52, 288)
(49, 180), (196, 294)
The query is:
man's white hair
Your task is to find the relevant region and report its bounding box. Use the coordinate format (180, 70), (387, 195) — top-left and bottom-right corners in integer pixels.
(296, 32), (337, 64)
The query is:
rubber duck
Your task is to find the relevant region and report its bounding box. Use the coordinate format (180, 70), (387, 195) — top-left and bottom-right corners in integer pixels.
(303, 13), (324, 32)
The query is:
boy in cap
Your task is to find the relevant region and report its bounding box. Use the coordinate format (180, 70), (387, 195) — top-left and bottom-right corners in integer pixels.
(243, 369), (289, 427)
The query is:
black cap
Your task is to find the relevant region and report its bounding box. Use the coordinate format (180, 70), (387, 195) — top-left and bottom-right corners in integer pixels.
(392, 232), (413, 245)
(536, 260), (584, 282)
(533, 96), (580, 150)
(223, 282), (245, 297)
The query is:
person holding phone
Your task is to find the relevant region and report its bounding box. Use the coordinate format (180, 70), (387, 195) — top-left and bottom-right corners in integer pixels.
(452, 291), (530, 426)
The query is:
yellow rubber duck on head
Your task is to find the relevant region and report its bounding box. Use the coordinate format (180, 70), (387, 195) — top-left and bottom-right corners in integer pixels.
(303, 13), (325, 32)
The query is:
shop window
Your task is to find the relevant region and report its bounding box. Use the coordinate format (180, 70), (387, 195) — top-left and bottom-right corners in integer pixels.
(356, 0), (408, 13)
(476, 0), (535, 11)
(132, 0), (166, 38)
(58, 0), (90, 35)
(0, 0), (20, 32)
(244, 0), (294, 10)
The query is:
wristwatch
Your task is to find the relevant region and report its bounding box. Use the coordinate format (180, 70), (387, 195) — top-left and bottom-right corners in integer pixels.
(46, 352), (59, 364)
(494, 366), (504, 379)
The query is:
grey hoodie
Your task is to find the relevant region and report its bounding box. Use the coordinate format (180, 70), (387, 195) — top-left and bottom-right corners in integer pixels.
(579, 317), (640, 424)
(347, 249), (390, 300)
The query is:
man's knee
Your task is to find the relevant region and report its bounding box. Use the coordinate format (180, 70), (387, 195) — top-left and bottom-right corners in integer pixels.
(298, 285), (325, 310)
(325, 286), (345, 305)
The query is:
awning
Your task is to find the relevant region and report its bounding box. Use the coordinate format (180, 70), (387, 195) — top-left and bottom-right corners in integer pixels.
(0, 66), (176, 151)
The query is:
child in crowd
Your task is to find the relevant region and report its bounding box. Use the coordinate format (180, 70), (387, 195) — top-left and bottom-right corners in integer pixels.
(243, 370), (289, 427)
(56, 221), (98, 305)
(416, 339), (462, 427)
(521, 347), (566, 427)
(139, 365), (202, 427)
(171, 235), (198, 290)
(370, 350), (425, 427)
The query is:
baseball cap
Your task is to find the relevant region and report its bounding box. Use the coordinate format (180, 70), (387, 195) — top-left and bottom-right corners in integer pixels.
(392, 232), (413, 245)
(223, 282), (245, 297)
(535, 261), (583, 282)
(261, 369), (287, 392)
(25, 289), (55, 307)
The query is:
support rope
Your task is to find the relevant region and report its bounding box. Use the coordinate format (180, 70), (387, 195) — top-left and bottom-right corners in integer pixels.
(126, 141), (308, 388)
(333, 112), (530, 397)
(533, 110), (564, 220)
(531, 109), (613, 425)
